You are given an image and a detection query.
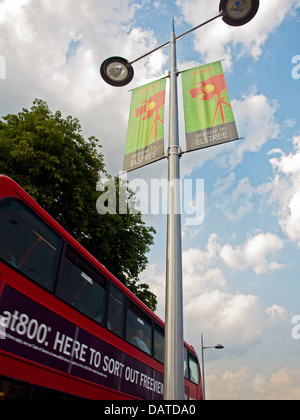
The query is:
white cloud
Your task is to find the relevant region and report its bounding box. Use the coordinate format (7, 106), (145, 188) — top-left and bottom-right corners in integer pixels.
(212, 136), (300, 246)
(184, 290), (263, 347)
(205, 366), (254, 400)
(141, 233), (224, 318)
(268, 136), (300, 246)
(143, 229), (286, 349)
(181, 93), (280, 174)
(225, 94), (280, 168)
(265, 304), (289, 321)
(220, 232), (285, 274)
(182, 234), (225, 297)
(255, 367), (300, 400)
(269, 137), (300, 175)
(143, 262), (265, 354)
(0, 0), (169, 175)
(0, 0), (31, 24)
(207, 365), (300, 400)
(142, 231), (267, 353)
(141, 226), (295, 400)
(176, 0), (300, 69)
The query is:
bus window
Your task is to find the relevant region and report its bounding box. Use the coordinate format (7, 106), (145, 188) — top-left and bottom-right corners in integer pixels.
(189, 353), (200, 385)
(0, 375), (84, 400)
(126, 303), (152, 355)
(56, 246), (106, 325)
(184, 347), (189, 379)
(107, 284), (125, 338)
(0, 198), (60, 291)
(0, 376), (31, 400)
(154, 325), (164, 364)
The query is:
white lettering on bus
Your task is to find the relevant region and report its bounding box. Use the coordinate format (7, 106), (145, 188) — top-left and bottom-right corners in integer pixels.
(53, 331), (87, 362)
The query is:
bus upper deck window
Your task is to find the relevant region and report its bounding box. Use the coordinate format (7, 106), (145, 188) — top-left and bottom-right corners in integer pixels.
(0, 198), (61, 291)
(188, 353), (200, 385)
(107, 284), (125, 338)
(154, 325), (164, 364)
(56, 246), (107, 325)
(126, 303), (152, 356)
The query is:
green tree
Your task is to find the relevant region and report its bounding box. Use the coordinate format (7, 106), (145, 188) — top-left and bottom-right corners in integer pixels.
(0, 99), (157, 310)
(89, 176), (157, 310)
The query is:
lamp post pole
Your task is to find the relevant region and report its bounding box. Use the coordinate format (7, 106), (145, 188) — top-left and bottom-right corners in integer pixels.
(164, 19), (184, 400)
(201, 333), (224, 400)
(99, 0), (260, 401)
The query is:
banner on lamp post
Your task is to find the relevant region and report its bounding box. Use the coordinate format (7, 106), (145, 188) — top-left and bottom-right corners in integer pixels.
(181, 61), (239, 152)
(123, 77), (167, 172)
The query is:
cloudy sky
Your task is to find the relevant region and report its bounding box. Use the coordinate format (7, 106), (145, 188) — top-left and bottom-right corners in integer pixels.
(1, 0), (300, 400)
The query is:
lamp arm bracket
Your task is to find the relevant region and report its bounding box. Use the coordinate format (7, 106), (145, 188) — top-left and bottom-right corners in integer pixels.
(128, 12), (223, 66)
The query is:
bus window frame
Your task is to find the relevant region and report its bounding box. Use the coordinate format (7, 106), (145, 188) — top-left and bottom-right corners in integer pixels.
(126, 300), (153, 357)
(153, 323), (164, 365)
(106, 282), (127, 339)
(0, 197), (64, 294)
(187, 351), (200, 385)
(55, 244), (108, 327)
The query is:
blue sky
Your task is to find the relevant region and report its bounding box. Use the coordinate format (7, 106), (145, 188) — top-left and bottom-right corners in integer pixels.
(1, 0), (300, 399)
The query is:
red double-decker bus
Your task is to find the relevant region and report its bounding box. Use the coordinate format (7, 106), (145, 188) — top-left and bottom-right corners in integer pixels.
(0, 175), (203, 400)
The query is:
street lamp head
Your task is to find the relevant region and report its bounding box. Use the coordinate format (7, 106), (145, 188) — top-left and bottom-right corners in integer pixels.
(215, 344), (224, 349)
(219, 0), (259, 26)
(100, 56), (134, 87)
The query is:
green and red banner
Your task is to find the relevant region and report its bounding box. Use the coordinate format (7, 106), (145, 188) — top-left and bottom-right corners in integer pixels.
(123, 77), (166, 172)
(181, 61), (239, 152)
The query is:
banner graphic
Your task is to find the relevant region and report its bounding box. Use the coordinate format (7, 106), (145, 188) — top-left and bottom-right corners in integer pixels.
(181, 61), (239, 152)
(123, 78), (166, 172)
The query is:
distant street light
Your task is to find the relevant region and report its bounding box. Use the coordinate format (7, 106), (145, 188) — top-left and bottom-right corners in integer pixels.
(201, 333), (224, 400)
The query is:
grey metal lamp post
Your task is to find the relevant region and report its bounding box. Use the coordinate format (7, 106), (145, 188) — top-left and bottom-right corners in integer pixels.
(201, 333), (224, 400)
(100, 0), (259, 400)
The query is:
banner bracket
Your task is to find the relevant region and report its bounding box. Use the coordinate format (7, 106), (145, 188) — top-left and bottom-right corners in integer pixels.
(167, 69), (179, 78)
(166, 145), (183, 159)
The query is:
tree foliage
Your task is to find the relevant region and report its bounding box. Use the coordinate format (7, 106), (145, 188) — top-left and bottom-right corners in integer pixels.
(0, 99), (157, 310)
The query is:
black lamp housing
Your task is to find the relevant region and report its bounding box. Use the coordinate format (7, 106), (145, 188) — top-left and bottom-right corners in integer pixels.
(219, 0), (260, 26)
(100, 56), (134, 87)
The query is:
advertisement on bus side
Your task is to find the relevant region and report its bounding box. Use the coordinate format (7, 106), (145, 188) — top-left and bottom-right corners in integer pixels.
(0, 285), (164, 400)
